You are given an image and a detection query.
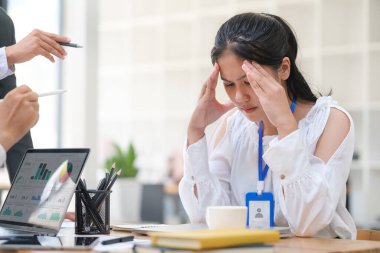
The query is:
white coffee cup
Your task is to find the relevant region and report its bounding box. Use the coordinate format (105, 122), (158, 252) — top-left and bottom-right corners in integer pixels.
(205, 206), (247, 229)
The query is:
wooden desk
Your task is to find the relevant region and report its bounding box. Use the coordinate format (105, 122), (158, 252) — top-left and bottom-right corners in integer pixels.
(1, 228), (380, 253)
(273, 237), (380, 253)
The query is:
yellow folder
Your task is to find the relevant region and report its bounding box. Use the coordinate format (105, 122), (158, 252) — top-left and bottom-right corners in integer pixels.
(149, 228), (280, 250)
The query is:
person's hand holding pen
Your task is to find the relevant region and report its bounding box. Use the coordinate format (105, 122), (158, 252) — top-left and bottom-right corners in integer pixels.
(0, 85), (39, 151)
(0, 89), (67, 103)
(5, 29), (74, 65)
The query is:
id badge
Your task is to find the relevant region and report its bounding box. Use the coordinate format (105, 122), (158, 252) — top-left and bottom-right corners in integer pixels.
(246, 192), (274, 229)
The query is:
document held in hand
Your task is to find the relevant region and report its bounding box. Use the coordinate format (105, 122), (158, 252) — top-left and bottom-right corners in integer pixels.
(149, 228), (280, 250)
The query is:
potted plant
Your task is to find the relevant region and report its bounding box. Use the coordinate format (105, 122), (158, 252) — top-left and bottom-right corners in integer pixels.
(104, 143), (138, 178)
(104, 142), (141, 222)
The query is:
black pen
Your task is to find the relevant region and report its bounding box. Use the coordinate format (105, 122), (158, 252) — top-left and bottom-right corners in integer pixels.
(94, 169), (121, 207)
(108, 162), (116, 184)
(59, 42), (83, 48)
(77, 180), (106, 232)
(101, 236), (134, 245)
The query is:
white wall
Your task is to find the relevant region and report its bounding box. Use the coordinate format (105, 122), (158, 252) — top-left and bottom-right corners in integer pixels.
(62, 0), (98, 185)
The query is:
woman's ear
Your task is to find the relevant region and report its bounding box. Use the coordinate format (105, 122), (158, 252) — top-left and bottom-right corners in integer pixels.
(279, 57), (291, 81)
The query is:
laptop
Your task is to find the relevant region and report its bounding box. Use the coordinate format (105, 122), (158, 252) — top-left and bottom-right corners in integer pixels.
(0, 148), (90, 237)
(0, 235), (100, 250)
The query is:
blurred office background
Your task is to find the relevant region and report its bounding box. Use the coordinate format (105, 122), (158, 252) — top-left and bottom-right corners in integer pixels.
(0, 0), (379, 228)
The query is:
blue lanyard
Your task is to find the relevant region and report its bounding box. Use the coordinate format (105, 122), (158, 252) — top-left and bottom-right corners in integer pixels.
(258, 97), (297, 182)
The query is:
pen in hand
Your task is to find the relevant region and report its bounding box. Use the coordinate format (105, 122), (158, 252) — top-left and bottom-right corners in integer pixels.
(38, 89), (67, 97)
(59, 42), (83, 48)
(101, 236), (134, 245)
(0, 89), (67, 102)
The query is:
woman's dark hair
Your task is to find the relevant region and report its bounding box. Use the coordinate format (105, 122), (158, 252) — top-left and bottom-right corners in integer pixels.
(211, 13), (318, 102)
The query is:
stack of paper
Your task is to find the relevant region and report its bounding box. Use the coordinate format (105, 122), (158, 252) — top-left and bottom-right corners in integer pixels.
(112, 223), (207, 235)
(133, 243), (274, 253)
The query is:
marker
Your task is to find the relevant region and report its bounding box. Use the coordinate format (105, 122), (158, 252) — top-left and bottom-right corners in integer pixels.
(59, 42), (83, 48)
(101, 236), (134, 245)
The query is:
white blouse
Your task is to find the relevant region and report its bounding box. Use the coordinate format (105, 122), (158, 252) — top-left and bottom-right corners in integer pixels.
(179, 96), (357, 239)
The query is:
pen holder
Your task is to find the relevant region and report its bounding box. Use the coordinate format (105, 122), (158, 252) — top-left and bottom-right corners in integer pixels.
(75, 190), (111, 235)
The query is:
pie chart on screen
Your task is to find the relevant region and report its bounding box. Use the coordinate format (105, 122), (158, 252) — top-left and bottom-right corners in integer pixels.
(59, 161), (73, 183)
(40, 160), (74, 203)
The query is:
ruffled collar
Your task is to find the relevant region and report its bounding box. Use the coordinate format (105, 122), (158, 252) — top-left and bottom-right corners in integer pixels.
(298, 96), (337, 129)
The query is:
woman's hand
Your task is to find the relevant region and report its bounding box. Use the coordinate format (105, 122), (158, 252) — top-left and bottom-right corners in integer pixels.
(242, 61), (297, 139)
(187, 64), (234, 145)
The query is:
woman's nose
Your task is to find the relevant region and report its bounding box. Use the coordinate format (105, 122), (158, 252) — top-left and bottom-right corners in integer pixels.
(235, 86), (249, 103)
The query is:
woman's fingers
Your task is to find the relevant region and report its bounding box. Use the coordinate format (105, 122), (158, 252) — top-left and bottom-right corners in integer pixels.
(250, 61), (270, 78)
(249, 61), (279, 90)
(250, 79), (265, 98)
(198, 83), (207, 100)
(200, 64), (220, 101)
(206, 64), (219, 91)
(242, 61), (280, 95)
(242, 62), (265, 97)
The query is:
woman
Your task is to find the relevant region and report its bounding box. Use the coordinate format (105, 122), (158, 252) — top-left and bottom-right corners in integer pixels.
(179, 13), (356, 239)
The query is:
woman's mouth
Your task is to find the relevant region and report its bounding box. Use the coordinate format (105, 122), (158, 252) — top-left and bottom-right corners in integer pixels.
(242, 107), (257, 113)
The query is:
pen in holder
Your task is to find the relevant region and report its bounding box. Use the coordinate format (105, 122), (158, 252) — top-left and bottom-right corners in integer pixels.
(75, 189), (111, 234)
(75, 163), (120, 235)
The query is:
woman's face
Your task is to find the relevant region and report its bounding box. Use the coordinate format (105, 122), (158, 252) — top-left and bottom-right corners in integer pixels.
(217, 51), (281, 122)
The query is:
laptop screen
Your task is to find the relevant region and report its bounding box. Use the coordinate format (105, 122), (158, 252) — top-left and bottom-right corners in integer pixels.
(0, 149), (89, 231)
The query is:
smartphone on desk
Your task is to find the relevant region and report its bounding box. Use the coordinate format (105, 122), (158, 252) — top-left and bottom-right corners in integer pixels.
(0, 236), (100, 250)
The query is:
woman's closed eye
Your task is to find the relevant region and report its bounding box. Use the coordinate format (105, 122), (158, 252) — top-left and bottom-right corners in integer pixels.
(223, 82), (234, 87)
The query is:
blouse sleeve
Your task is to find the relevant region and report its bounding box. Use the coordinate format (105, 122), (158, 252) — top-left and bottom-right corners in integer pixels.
(178, 130), (233, 223)
(0, 144), (6, 168)
(263, 120), (354, 237)
(0, 47), (15, 80)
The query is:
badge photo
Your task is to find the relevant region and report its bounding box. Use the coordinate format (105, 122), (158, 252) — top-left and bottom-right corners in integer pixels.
(246, 192), (274, 229)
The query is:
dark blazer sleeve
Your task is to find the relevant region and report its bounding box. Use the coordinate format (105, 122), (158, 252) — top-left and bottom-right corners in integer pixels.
(0, 7), (34, 183)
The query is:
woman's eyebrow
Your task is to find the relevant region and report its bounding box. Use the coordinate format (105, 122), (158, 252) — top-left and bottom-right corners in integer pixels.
(220, 76), (231, 82)
(237, 74), (247, 81)
(220, 74), (247, 82)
